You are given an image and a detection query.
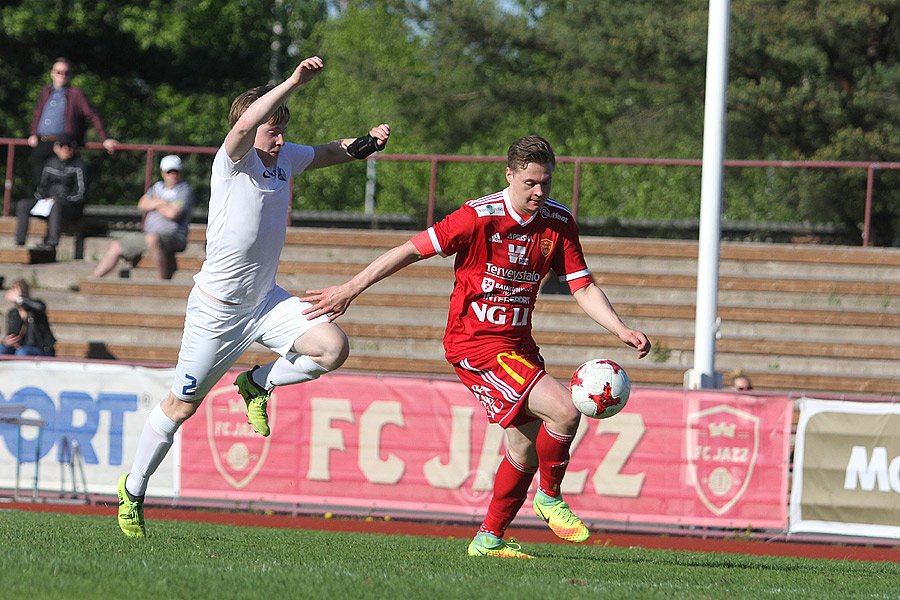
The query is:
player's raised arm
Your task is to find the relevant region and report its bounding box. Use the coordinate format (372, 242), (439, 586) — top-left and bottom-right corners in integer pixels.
(572, 282), (651, 358)
(224, 56), (324, 162)
(307, 123), (391, 170)
(301, 240), (423, 321)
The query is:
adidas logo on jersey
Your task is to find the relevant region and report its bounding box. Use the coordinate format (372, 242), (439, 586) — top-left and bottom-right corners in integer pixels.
(490, 233), (502, 243)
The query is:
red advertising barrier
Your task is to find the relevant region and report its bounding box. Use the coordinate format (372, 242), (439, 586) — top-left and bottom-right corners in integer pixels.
(179, 372), (792, 529)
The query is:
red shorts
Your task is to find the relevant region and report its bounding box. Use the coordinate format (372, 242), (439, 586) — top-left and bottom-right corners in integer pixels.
(453, 350), (547, 428)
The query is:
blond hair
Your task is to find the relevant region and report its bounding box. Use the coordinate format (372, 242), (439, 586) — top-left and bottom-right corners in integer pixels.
(227, 85), (290, 128)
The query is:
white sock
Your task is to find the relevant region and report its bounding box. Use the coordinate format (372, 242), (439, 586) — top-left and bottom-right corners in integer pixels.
(255, 355), (328, 391)
(126, 404), (180, 497)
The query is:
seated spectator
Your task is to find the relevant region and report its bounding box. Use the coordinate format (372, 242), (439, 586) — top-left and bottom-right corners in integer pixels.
(0, 279), (56, 357)
(15, 133), (88, 251)
(731, 370), (753, 391)
(89, 155), (194, 280)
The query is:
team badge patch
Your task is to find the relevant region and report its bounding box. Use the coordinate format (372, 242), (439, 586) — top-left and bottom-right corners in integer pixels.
(540, 239), (554, 257)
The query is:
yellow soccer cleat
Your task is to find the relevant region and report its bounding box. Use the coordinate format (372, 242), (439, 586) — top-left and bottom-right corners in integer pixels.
(467, 535), (534, 558)
(116, 474), (146, 538)
(234, 366), (271, 437)
(533, 495), (590, 543)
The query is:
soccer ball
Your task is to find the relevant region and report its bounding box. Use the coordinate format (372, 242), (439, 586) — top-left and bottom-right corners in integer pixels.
(569, 359), (631, 419)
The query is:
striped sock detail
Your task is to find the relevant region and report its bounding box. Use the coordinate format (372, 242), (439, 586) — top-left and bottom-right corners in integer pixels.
(542, 424), (574, 443)
(505, 452), (538, 475)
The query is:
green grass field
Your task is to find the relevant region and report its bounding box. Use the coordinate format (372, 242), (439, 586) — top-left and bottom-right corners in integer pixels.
(1, 510), (898, 599)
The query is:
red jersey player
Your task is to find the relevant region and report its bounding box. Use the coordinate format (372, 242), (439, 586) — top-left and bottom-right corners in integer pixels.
(303, 136), (651, 558)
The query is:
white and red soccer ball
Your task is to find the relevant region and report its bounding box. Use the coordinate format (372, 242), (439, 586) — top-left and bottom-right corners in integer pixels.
(569, 359), (631, 419)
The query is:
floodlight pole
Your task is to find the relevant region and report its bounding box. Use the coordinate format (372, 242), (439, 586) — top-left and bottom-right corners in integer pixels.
(686, 0), (730, 389)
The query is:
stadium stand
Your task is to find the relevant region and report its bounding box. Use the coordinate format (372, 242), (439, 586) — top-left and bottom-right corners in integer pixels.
(1, 216), (898, 396)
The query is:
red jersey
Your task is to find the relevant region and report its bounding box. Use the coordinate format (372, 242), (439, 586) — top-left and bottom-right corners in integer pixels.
(410, 188), (592, 364)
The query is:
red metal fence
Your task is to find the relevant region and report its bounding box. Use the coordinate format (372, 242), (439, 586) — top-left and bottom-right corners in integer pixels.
(4, 137), (900, 245)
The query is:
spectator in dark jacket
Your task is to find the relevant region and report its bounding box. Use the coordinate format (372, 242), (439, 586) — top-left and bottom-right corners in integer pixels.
(27, 57), (118, 187)
(15, 133), (88, 251)
(0, 279), (56, 357)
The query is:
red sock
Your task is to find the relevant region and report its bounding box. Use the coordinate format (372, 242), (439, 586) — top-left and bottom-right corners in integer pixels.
(479, 453), (537, 538)
(536, 423), (575, 498)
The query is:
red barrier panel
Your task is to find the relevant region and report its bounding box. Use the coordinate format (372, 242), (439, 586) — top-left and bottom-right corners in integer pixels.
(179, 371), (792, 529)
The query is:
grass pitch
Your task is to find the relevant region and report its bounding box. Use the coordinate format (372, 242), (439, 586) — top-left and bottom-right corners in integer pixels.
(1, 510), (898, 599)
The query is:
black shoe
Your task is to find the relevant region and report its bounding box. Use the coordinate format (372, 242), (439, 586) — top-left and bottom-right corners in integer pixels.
(32, 243), (56, 252)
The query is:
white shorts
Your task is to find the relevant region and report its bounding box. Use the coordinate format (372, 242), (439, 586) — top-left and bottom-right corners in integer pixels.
(171, 284), (329, 401)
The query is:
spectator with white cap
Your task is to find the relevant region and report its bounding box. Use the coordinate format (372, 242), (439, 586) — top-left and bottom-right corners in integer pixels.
(88, 154), (194, 280)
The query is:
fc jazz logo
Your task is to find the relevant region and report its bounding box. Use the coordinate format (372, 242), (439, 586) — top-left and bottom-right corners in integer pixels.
(686, 404), (759, 516)
(205, 382), (275, 489)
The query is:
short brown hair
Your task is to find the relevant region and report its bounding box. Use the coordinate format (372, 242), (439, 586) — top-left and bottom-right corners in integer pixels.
(52, 57), (72, 70)
(11, 278), (29, 297)
(228, 85), (290, 128)
(507, 135), (555, 172)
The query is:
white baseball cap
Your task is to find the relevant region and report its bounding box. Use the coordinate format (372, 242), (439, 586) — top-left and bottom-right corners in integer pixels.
(160, 155), (182, 172)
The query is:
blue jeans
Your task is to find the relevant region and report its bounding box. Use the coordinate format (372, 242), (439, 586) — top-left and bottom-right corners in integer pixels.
(0, 344), (53, 357)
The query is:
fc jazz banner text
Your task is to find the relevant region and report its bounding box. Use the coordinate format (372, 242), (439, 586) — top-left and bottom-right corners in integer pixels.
(181, 372), (792, 528)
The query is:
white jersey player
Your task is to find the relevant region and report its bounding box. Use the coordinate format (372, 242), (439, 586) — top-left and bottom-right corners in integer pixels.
(116, 56), (390, 538)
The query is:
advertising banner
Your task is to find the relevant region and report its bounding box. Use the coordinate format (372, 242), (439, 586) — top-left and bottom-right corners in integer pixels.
(790, 398), (900, 539)
(180, 372), (793, 528)
(0, 360), (177, 498)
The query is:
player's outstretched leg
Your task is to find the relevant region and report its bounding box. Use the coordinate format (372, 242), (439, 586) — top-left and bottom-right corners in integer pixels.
(533, 490), (589, 543)
(117, 473), (146, 538)
(234, 365), (271, 437)
(467, 532), (534, 558)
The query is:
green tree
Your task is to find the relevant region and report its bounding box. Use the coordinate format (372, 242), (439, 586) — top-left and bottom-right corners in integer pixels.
(1, 0), (329, 208)
(728, 0), (900, 243)
(4, 0), (900, 244)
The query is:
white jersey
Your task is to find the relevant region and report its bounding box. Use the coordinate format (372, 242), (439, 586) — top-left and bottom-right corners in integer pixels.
(194, 142), (315, 306)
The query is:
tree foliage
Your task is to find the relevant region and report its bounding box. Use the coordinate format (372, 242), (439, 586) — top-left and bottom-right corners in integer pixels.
(3, 0), (900, 243)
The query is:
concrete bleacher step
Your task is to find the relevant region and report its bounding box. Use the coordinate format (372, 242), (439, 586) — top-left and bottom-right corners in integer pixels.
(40, 285), (900, 388)
(0, 246), (57, 265)
(4, 218), (899, 395)
(69, 281), (900, 331)
(108, 256), (900, 310)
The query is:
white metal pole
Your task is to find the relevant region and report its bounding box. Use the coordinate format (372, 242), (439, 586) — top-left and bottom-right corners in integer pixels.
(686, 0), (730, 389)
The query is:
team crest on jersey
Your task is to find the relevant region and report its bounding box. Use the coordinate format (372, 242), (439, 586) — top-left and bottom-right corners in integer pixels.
(482, 277), (496, 293)
(474, 202), (505, 217)
(540, 239), (554, 257)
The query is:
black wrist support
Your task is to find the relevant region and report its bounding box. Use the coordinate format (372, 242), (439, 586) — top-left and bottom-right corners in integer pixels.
(347, 134), (385, 159)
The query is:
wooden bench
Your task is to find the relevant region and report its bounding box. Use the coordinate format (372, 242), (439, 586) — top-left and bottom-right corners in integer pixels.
(48, 337), (897, 395)
(46, 295), (900, 394)
(0, 215), (108, 263)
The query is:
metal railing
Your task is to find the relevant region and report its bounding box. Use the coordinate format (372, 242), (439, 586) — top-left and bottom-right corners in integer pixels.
(4, 137), (899, 245)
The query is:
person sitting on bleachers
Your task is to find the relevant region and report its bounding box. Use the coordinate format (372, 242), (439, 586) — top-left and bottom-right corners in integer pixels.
(88, 154), (194, 280)
(15, 133), (88, 252)
(0, 278), (56, 357)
